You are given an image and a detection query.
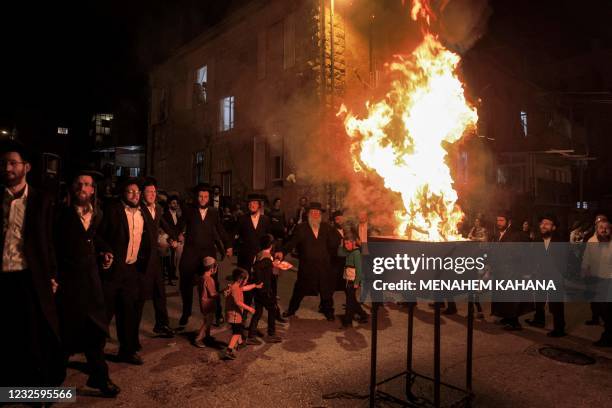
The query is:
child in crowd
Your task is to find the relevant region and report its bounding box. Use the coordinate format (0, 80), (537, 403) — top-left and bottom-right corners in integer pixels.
(194, 257), (219, 348)
(339, 234), (369, 328)
(223, 268), (261, 360)
(247, 234), (283, 345)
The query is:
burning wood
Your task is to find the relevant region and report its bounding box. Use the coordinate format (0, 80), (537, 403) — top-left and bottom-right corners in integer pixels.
(338, 0), (478, 242)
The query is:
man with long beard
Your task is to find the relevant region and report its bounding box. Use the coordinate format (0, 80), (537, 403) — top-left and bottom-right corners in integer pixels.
(55, 171), (119, 396)
(582, 220), (612, 347)
(525, 214), (566, 337)
(0, 141), (65, 387)
(98, 179), (151, 365)
(178, 184), (232, 327)
(278, 202), (340, 321)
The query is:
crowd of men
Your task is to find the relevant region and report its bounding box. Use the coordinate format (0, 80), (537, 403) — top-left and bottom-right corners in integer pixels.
(0, 139), (610, 400)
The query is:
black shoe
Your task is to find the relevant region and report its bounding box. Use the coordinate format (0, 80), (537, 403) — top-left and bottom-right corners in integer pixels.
(266, 334), (282, 343)
(179, 315), (189, 326)
(117, 352), (144, 365)
(276, 315), (287, 323)
(442, 307), (457, 315)
(325, 314), (335, 322)
(546, 330), (566, 338)
(222, 348), (237, 360)
(357, 315), (369, 324)
(204, 335), (217, 346)
(525, 318), (545, 328)
(86, 378), (121, 397)
(246, 337), (262, 345)
(282, 311), (295, 318)
(585, 319), (601, 326)
(593, 338), (612, 347)
(153, 324), (175, 337)
(503, 323), (522, 331)
(494, 318), (510, 325)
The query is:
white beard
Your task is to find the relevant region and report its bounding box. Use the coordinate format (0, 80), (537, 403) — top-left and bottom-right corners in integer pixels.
(308, 216), (321, 230)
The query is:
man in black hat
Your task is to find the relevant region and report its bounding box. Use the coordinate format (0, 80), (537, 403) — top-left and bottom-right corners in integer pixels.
(54, 170), (119, 396)
(0, 141), (65, 387)
(490, 211), (533, 331)
(137, 177), (177, 339)
(331, 210), (347, 293)
(235, 194), (274, 270)
(278, 202), (341, 321)
(178, 183), (232, 327)
(525, 213), (567, 337)
(97, 178), (151, 365)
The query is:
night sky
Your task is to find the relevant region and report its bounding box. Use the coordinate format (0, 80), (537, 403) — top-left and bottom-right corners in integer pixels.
(1, 0), (611, 146)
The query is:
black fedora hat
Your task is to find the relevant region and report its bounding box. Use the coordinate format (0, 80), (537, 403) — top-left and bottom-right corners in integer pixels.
(246, 193), (263, 203)
(538, 213), (558, 226)
(307, 202), (326, 212)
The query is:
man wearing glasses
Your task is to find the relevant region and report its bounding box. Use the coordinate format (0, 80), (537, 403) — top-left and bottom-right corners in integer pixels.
(0, 141), (65, 387)
(98, 178), (151, 365)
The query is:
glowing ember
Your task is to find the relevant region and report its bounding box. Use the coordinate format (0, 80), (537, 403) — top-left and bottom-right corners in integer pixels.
(339, 0), (478, 242)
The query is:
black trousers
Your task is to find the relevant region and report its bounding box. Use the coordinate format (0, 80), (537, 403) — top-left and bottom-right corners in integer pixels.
(152, 263), (170, 327)
(65, 320), (109, 384)
(533, 298), (565, 331)
(179, 264), (196, 319)
(343, 282), (367, 325)
(287, 284), (334, 315)
(102, 265), (139, 355)
(248, 298), (276, 336)
(0, 271), (65, 387)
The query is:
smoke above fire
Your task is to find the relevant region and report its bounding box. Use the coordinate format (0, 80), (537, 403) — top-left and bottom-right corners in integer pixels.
(338, 0), (487, 241)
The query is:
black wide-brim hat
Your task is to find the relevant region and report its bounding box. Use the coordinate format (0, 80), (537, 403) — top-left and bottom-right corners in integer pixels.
(307, 202), (326, 212)
(538, 213), (558, 226)
(246, 193), (263, 203)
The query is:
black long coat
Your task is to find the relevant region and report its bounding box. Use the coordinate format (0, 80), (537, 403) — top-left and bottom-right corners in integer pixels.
(0, 185), (60, 339)
(140, 203), (176, 300)
(54, 205), (109, 351)
(235, 213), (273, 269)
(490, 228), (534, 318)
(283, 222), (341, 297)
(180, 206), (230, 275)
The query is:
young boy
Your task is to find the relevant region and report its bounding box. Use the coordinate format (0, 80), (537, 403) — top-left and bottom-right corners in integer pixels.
(339, 235), (369, 328)
(247, 234), (283, 345)
(223, 268), (261, 360)
(194, 257), (218, 348)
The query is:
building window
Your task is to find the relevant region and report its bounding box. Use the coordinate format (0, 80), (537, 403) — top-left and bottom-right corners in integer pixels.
(219, 96), (235, 132)
(222, 171), (232, 197)
(520, 110), (528, 137)
(195, 150), (209, 184)
(272, 155), (283, 181)
(257, 32), (266, 80)
(57, 127), (69, 135)
(92, 113), (113, 145)
(196, 65), (207, 104)
(283, 13), (295, 70)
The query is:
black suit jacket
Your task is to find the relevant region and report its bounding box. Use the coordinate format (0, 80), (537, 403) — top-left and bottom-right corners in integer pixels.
(162, 208), (185, 237)
(0, 184), (59, 340)
(54, 204), (109, 350)
(180, 206), (231, 273)
(97, 199), (151, 286)
(235, 213), (273, 269)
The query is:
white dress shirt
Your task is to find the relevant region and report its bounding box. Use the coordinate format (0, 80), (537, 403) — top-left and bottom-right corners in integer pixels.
(124, 205), (144, 264)
(147, 204), (156, 220)
(251, 212), (260, 230)
(169, 209), (178, 225)
(199, 207), (208, 221)
(2, 184), (29, 272)
(75, 204), (94, 231)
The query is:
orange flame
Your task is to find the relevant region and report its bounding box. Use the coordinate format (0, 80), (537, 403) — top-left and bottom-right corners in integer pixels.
(339, 1), (477, 241)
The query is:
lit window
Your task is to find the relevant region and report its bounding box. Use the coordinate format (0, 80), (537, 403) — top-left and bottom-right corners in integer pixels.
(520, 111), (528, 137)
(219, 96), (235, 131)
(196, 65), (207, 103)
(57, 127), (69, 135)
